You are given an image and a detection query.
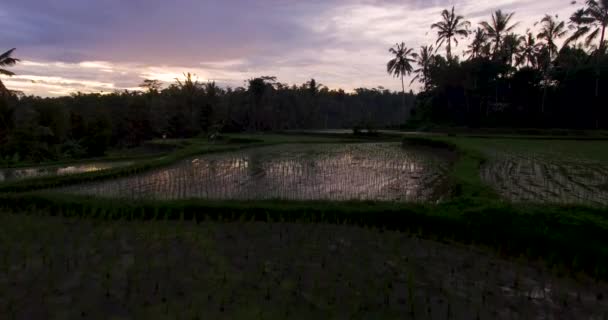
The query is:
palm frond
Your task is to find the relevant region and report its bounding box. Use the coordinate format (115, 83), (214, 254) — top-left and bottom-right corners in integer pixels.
(0, 69), (15, 76)
(0, 49), (16, 62)
(0, 57), (18, 67)
(480, 22), (495, 34)
(505, 22), (520, 32)
(409, 74), (420, 85)
(585, 28), (601, 46)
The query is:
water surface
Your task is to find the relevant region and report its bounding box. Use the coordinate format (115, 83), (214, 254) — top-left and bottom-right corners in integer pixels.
(0, 161), (133, 183)
(60, 143), (452, 202)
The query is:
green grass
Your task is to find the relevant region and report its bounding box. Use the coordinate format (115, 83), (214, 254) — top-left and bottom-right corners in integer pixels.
(0, 139), (188, 169)
(3, 212), (605, 319)
(2, 133), (608, 280)
(412, 126), (608, 138)
(2, 132), (608, 318)
(442, 136), (608, 162)
(398, 135), (608, 278)
(1, 190), (607, 279)
(402, 137), (497, 200)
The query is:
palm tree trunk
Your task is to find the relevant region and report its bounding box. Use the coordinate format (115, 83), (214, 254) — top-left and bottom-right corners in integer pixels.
(590, 24), (606, 129)
(596, 24), (605, 99)
(0, 80), (8, 97)
(464, 87), (470, 116)
(541, 85), (547, 115)
(600, 24), (606, 54)
(447, 39), (452, 61)
(401, 75), (406, 118)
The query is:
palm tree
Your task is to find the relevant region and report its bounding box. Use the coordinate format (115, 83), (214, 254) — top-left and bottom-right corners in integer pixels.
(501, 33), (524, 66)
(516, 32), (542, 67)
(410, 45), (435, 90)
(567, 0), (608, 53)
(387, 42), (417, 111)
(0, 48), (19, 96)
(567, 0), (608, 127)
(465, 28), (489, 59)
(537, 15), (568, 59)
(431, 7), (470, 60)
(567, 8), (588, 47)
(481, 10), (519, 56)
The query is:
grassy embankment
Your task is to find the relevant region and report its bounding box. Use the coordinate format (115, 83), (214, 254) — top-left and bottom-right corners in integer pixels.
(1, 133), (607, 279)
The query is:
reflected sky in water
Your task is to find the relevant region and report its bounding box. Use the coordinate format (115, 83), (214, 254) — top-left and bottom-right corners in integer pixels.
(60, 143), (452, 202)
(0, 162), (133, 183)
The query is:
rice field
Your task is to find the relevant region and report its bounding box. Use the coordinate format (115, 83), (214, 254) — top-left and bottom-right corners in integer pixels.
(3, 135), (608, 319)
(1, 213), (606, 320)
(59, 143), (454, 202)
(0, 161), (134, 183)
(481, 152), (608, 205)
(474, 139), (608, 206)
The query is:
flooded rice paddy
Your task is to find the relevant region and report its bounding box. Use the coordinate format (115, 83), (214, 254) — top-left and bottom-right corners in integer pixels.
(481, 150), (608, 206)
(0, 162), (133, 183)
(60, 143), (454, 202)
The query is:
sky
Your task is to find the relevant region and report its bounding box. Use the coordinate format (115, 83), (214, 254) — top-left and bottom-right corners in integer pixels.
(1, 0), (578, 97)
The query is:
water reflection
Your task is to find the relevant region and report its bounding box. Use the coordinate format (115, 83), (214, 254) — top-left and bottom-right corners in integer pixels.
(61, 144), (452, 202)
(0, 162), (133, 183)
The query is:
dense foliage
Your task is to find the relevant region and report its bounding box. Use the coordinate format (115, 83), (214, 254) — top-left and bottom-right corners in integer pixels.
(410, 2), (608, 129)
(1, 1), (607, 162)
(0, 75), (413, 162)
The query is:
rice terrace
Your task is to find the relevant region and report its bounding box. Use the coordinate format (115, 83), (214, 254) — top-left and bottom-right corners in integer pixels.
(2, 0), (608, 319)
(2, 133), (608, 319)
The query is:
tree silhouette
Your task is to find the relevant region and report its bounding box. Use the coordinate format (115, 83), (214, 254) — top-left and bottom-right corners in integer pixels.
(501, 33), (524, 66)
(167, 72), (204, 136)
(247, 76), (277, 131)
(411, 45), (435, 90)
(537, 15), (568, 59)
(306, 78), (323, 96)
(201, 81), (218, 133)
(516, 32), (542, 67)
(567, 0), (608, 53)
(481, 10), (519, 56)
(0, 48), (19, 96)
(387, 43), (417, 113)
(431, 7), (470, 60)
(139, 79), (163, 94)
(466, 28), (490, 59)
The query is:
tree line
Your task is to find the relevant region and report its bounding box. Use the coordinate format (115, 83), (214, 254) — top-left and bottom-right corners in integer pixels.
(0, 67), (413, 162)
(1, 1), (606, 162)
(389, 0), (608, 129)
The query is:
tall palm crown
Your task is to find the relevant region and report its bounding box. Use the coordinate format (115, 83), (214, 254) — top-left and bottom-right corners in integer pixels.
(501, 33), (524, 66)
(0, 48), (19, 95)
(411, 45), (435, 89)
(516, 32), (542, 67)
(567, 0), (608, 53)
(481, 10), (519, 56)
(431, 6), (470, 60)
(537, 15), (568, 59)
(466, 28), (490, 59)
(387, 42), (417, 107)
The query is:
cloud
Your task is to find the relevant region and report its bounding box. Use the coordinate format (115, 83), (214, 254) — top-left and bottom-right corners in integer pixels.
(0, 0), (579, 96)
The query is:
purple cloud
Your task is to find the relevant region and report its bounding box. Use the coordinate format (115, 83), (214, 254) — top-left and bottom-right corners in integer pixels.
(0, 0), (578, 96)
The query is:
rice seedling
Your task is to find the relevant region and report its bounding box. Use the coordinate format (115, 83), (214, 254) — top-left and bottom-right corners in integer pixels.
(435, 136), (608, 206)
(481, 149), (608, 206)
(57, 143), (454, 203)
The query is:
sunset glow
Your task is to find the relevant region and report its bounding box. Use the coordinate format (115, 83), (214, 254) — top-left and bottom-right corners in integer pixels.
(2, 0), (575, 96)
